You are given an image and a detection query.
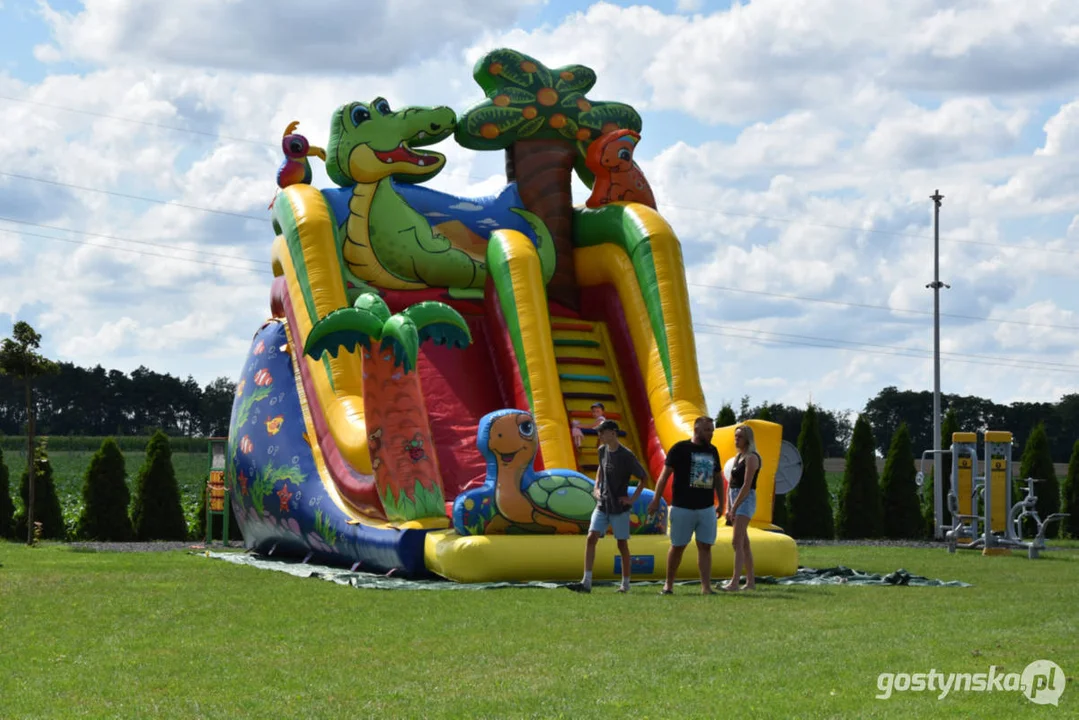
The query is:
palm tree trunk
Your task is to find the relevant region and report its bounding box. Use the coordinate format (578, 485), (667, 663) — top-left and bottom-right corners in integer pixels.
(506, 139), (579, 310)
(361, 346), (445, 522)
(25, 381), (34, 545)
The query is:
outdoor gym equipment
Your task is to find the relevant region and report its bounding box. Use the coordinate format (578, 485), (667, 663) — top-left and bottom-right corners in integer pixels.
(1009, 477), (1070, 558)
(919, 430), (1069, 558)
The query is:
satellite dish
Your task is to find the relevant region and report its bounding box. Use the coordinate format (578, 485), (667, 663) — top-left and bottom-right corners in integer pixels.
(773, 440), (803, 495)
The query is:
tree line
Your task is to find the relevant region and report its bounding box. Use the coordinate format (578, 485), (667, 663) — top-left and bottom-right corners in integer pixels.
(2, 353), (1076, 465)
(0, 362), (236, 439)
(722, 387), (1079, 463)
(772, 406), (1079, 541)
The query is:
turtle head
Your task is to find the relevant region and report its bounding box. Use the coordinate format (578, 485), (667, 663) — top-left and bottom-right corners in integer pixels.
(479, 410), (539, 471)
(326, 97), (456, 186)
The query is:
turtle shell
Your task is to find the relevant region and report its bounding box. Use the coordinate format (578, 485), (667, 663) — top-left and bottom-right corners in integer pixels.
(525, 473), (596, 521)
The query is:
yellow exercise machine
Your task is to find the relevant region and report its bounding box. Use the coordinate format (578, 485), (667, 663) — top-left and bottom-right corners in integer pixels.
(920, 431), (1069, 558)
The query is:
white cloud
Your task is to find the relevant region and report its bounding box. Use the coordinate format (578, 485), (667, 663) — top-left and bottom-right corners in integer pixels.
(1036, 99), (1079, 156)
(864, 98), (1029, 166)
(37, 0), (543, 73)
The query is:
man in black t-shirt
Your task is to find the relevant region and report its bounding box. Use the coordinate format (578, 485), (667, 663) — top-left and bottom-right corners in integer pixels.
(569, 420), (648, 594)
(647, 416), (724, 595)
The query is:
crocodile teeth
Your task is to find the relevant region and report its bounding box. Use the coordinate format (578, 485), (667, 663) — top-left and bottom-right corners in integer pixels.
(417, 131), (427, 139)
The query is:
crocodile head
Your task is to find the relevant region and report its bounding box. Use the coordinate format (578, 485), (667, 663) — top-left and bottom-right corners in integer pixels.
(326, 97), (456, 186)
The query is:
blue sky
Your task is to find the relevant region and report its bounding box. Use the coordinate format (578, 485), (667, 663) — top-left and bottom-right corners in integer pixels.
(2, 0), (1079, 418)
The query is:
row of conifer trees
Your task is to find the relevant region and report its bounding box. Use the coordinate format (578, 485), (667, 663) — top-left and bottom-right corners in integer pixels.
(3, 411), (1077, 543)
(0, 430), (241, 542)
(767, 406), (1079, 540)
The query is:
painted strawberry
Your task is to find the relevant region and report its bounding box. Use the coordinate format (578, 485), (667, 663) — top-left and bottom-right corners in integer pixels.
(238, 471), (249, 496)
(405, 433), (426, 462)
(239, 435), (253, 454)
(253, 339), (266, 355)
(265, 415), (284, 436)
(254, 368), (273, 387)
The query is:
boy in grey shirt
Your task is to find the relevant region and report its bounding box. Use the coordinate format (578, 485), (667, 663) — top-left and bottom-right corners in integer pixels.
(569, 420), (648, 593)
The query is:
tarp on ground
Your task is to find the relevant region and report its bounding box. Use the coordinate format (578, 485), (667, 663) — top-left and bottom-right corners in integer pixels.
(198, 551), (971, 589)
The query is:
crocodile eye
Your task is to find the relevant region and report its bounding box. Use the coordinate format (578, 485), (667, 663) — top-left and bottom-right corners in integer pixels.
(350, 104), (371, 126)
(518, 418), (535, 439)
(373, 98), (392, 115)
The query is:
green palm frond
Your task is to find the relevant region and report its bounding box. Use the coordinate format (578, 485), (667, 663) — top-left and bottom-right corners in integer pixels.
(400, 301), (472, 351)
(304, 306), (385, 360)
(352, 291), (391, 323)
(379, 314), (421, 373)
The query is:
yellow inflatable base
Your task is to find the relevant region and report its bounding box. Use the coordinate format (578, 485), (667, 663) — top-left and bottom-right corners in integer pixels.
(424, 525), (799, 583)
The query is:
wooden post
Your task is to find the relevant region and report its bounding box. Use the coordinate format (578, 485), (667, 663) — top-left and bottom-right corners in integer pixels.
(25, 382), (34, 546)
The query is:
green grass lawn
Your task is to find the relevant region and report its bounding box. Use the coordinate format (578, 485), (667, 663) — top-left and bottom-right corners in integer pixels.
(0, 542), (1075, 719)
(3, 450), (208, 532)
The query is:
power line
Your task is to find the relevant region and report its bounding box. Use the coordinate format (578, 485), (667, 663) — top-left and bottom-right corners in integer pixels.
(662, 200), (1079, 257)
(0, 172), (269, 222)
(4, 92), (1078, 258)
(693, 325), (1079, 375)
(4, 225), (1074, 375)
(0, 216), (267, 267)
(5, 95), (1079, 336)
(8, 202), (1078, 334)
(0, 228), (272, 275)
(696, 320), (1079, 370)
(0, 94), (274, 147)
(4, 181), (1079, 333)
(687, 281), (1079, 332)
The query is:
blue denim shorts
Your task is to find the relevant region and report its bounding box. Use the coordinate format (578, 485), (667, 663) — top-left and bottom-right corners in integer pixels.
(669, 505), (718, 547)
(728, 488), (757, 519)
(589, 508), (631, 541)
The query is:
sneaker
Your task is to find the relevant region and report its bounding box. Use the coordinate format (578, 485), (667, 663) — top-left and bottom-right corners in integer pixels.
(566, 582), (591, 593)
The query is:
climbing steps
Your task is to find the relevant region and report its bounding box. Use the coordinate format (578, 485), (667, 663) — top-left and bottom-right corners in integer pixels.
(549, 319), (649, 483)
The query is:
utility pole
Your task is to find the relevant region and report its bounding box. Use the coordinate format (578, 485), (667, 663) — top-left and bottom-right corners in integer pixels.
(928, 190), (949, 539)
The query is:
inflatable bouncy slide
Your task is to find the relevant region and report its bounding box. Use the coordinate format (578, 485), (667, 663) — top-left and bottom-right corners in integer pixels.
(228, 48), (799, 582)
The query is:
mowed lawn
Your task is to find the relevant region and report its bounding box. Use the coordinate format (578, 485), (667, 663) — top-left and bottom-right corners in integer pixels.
(0, 542), (1076, 719)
